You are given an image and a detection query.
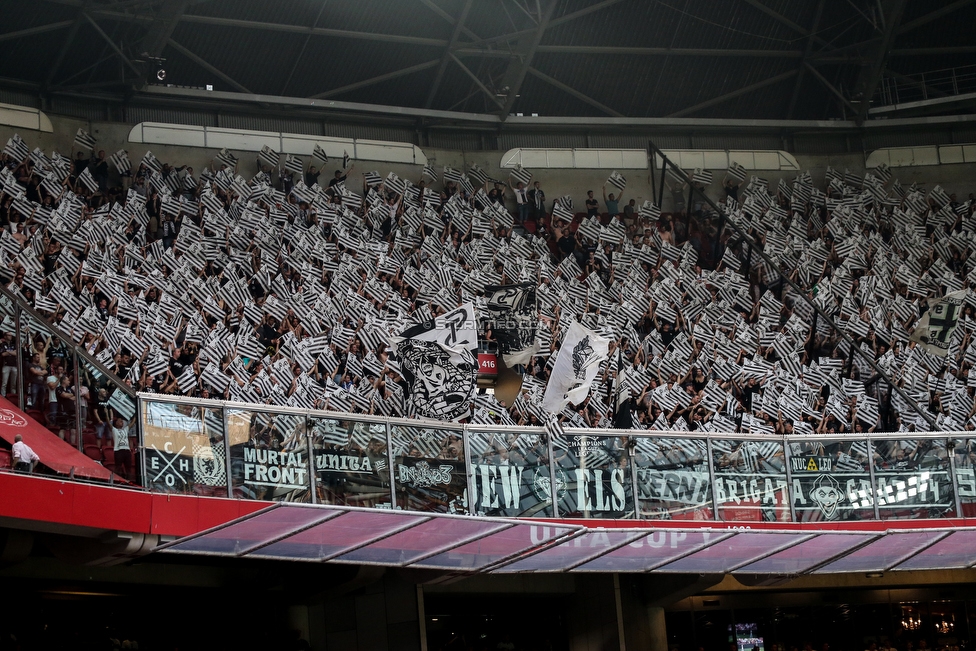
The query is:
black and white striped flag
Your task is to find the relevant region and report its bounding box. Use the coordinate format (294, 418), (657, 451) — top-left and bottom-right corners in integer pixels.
(283, 154), (304, 176)
(77, 168), (99, 194)
(638, 200), (660, 221)
(443, 167), (462, 184)
(550, 200), (572, 223)
(214, 148), (237, 170)
(74, 128), (96, 151)
(342, 150), (350, 169)
(109, 150), (130, 175)
(258, 145), (279, 169)
(141, 151), (162, 173)
(874, 162), (891, 184)
(363, 171), (382, 187)
(422, 162), (437, 181)
(312, 144), (328, 165)
(468, 165), (490, 185)
(726, 161), (747, 183)
(4, 135), (29, 161)
(510, 165), (532, 186)
(692, 168), (713, 185)
(607, 171), (626, 191)
(929, 185), (951, 208)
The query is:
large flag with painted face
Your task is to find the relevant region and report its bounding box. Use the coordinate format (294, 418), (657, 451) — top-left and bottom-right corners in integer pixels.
(393, 302), (478, 422)
(910, 289), (967, 357)
(485, 283), (539, 367)
(542, 321), (610, 413)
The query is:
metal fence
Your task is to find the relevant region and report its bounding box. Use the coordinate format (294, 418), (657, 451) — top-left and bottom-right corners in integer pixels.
(137, 393), (976, 524)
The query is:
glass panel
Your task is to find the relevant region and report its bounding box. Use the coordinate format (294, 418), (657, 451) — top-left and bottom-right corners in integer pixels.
(893, 530), (976, 570)
(333, 518), (506, 565)
(227, 408), (312, 502)
(20, 314), (76, 442)
(310, 416), (392, 509)
(412, 524), (575, 570)
(249, 510), (428, 561)
(467, 428), (553, 517)
(952, 437), (976, 517)
(735, 533), (876, 574)
(872, 438), (955, 519)
(789, 439), (874, 522)
(0, 295), (19, 406)
(574, 530), (730, 572)
(551, 432), (633, 518)
(711, 439), (789, 522)
(169, 506), (340, 554)
(656, 532), (808, 573)
(142, 400), (226, 495)
(814, 531), (948, 573)
(390, 425), (468, 514)
(634, 437), (712, 520)
(496, 530), (647, 572)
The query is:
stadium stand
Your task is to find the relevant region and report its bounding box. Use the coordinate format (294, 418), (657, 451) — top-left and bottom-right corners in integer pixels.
(0, 131), (974, 443)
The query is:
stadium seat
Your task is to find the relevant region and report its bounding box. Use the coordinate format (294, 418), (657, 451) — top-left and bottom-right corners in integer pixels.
(0, 449), (11, 469)
(83, 445), (102, 461)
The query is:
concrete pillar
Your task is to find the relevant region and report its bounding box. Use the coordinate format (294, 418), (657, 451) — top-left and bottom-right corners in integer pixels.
(647, 606), (668, 651)
(311, 570), (421, 651)
(567, 575), (622, 651)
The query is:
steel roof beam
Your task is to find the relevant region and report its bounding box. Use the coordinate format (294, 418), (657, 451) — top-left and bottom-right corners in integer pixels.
(803, 62), (859, 116)
(525, 66), (623, 117)
(449, 53), (505, 109)
(137, 83), (976, 129)
(460, 0), (627, 51)
(418, 0), (480, 42)
(43, 14), (87, 92)
(850, 0), (908, 124)
(668, 69), (799, 118)
(311, 59), (440, 100)
(167, 38), (251, 93)
(534, 45), (804, 57)
(890, 46), (976, 56)
(896, 0), (976, 34)
(426, 0), (475, 108)
(82, 12), (142, 76)
(786, 0), (826, 118)
(0, 21), (75, 43)
(177, 14), (448, 47)
(496, 0), (560, 120)
(136, 0), (190, 59)
(279, 0), (329, 95)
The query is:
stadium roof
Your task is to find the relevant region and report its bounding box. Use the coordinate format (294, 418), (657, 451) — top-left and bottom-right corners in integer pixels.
(0, 0), (974, 127)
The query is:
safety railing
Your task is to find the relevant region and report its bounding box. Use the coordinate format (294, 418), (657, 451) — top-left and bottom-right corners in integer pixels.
(138, 393), (976, 523)
(0, 282), (138, 481)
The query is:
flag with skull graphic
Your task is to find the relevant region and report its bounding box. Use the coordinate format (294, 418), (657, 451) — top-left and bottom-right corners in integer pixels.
(393, 303), (478, 422)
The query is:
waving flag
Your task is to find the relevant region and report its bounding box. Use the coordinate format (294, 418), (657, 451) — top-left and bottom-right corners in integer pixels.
(393, 303), (478, 422)
(485, 283), (539, 367)
(543, 321), (610, 413)
(911, 290), (967, 357)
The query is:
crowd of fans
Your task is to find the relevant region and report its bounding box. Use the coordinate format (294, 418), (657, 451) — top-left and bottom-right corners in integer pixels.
(1, 132), (975, 440)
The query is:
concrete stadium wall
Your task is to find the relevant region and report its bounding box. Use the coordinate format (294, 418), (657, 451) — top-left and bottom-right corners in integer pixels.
(3, 114), (976, 216)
